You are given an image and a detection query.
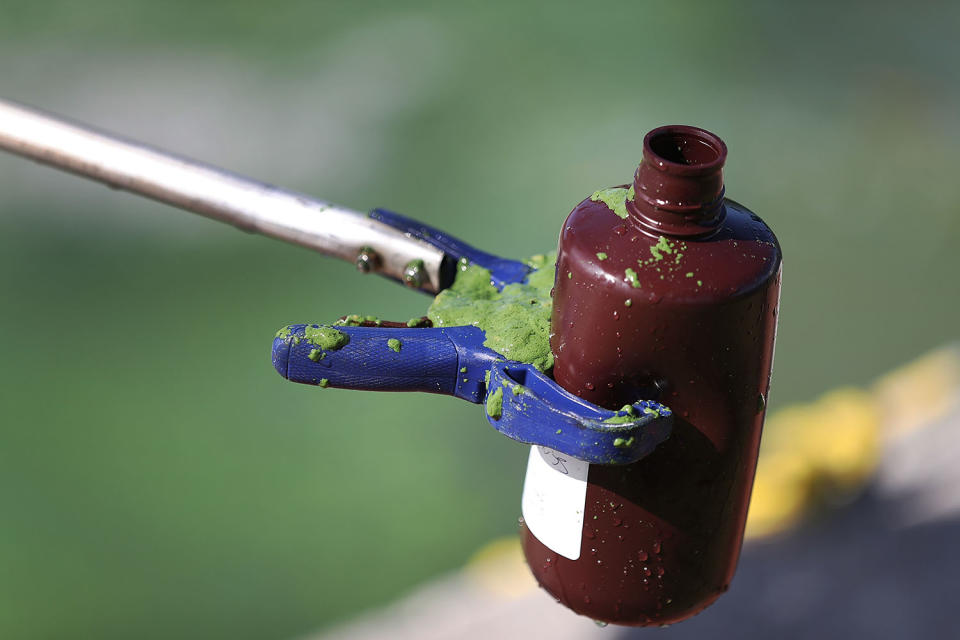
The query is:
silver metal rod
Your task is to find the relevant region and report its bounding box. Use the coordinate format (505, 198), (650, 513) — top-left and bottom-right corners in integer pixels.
(0, 98), (446, 292)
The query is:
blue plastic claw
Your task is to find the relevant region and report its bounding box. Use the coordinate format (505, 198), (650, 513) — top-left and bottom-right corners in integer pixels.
(369, 208), (532, 290)
(485, 362), (671, 465)
(273, 324), (501, 403)
(272, 324), (673, 465)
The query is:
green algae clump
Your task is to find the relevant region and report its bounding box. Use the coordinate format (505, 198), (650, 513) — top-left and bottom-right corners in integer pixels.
(303, 325), (350, 350)
(486, 386), (504, 420)
(649, 235), (676, 261)
(336, 314), (382, 327)
(590, 185), (635, 219)
(275, 325), (302, 345)
(525, 253), (553, 270)
(427, 253), (556, 372)
(603, 404), (639, 424)
(387, 338), (402, 353)
(642, 406), (661, 418)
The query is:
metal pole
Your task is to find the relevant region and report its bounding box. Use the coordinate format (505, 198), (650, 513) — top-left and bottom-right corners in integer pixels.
(0, 98), (446, 292)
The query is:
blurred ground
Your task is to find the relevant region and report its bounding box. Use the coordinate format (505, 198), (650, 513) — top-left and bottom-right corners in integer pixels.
(1, 2), (959, 638)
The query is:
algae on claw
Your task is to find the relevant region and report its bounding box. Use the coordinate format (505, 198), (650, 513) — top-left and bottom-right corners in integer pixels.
(486, 386), (504, 420)
(427, 253), (557, 372)
(603, 405), (640, 424)
(303, 325), (350, 350)
(336, 314), (381, 327)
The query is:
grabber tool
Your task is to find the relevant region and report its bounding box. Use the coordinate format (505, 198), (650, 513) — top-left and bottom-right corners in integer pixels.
(0, 98), (672, 466)
(1, 98), (785, 626)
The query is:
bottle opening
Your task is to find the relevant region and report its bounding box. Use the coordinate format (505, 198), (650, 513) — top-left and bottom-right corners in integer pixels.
(650, 133), (720, 165)
(643, 126), (727, 174)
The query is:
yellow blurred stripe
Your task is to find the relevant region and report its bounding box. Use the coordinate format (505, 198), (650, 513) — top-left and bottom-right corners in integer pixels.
(873, 344), (960, 439)
(747, 345), (960, 539)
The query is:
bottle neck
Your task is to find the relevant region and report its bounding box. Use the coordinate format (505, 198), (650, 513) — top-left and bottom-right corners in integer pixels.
(626, 125), (728, 237)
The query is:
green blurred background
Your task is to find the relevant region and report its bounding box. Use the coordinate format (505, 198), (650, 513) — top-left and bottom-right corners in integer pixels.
(1, 1), (958, 638)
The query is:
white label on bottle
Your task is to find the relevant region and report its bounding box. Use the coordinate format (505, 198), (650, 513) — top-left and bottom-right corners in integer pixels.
(521, 445), (589, 560)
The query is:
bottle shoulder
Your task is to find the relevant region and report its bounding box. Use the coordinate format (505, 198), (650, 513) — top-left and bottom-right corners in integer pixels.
(559, 197), (781, 304)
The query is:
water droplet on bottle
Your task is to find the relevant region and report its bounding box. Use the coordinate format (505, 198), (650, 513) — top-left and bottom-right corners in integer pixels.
(643, 566), (652, 577)
(653, 541), (662, 554)
(638, 550), (648, 561)
(585, 382), (595, 390)
(613, 518), (622, 527)
(584, 595), (591, 604)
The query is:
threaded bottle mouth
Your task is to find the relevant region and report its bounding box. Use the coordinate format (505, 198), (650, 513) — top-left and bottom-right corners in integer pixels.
(643, 126), (727, 176)
(628, 125), (728, 236)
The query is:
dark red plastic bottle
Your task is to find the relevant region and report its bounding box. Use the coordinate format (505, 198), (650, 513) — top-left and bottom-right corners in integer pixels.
(521, 126), (781, 625)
